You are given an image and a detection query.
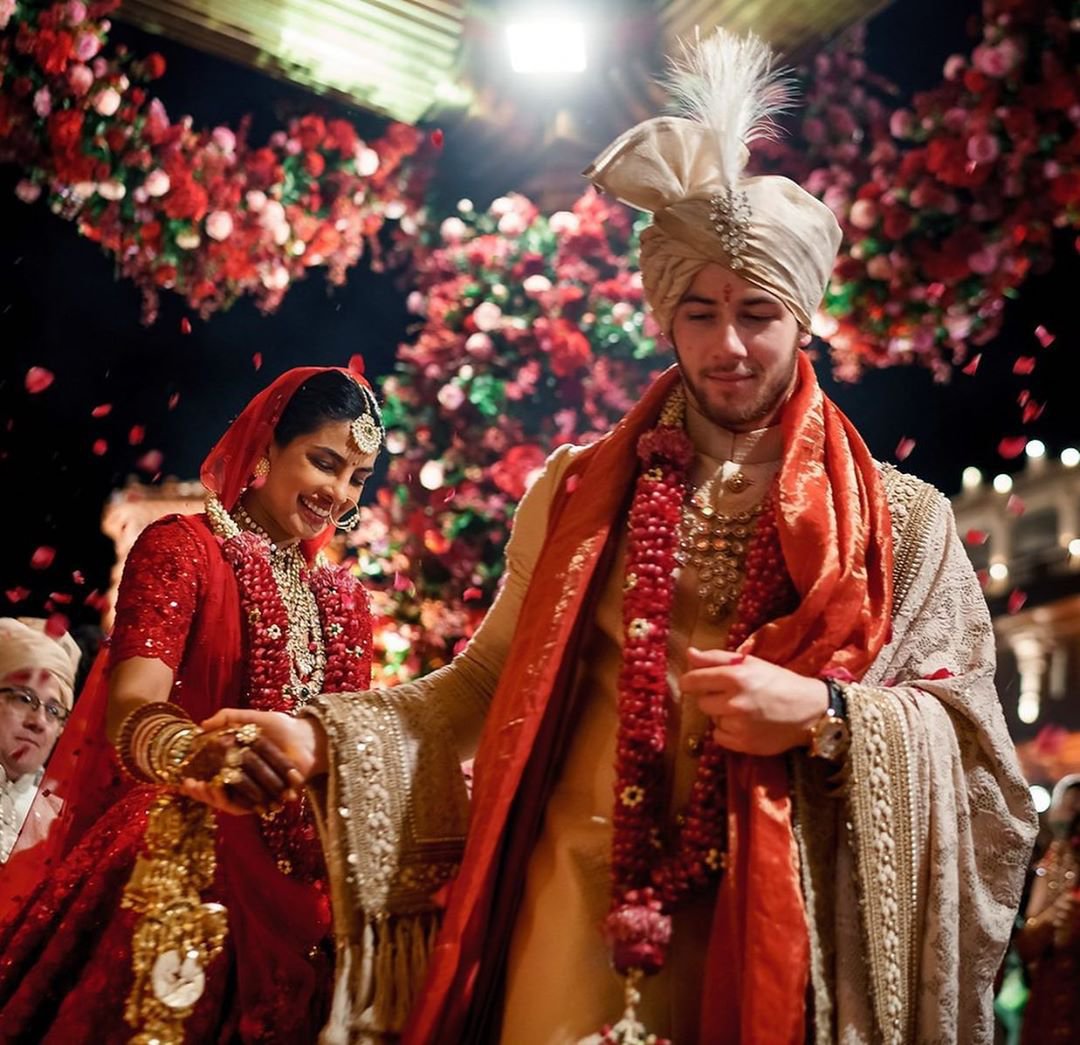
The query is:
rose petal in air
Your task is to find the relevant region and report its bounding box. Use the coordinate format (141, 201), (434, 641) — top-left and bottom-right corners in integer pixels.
(168, 392), (181, 410)
(1006, 494), (1025, 517)
(961, 354), (981, 376)
(45, 612), (69, 638)
(31, 546), (56, 569)
(180, 317), (192, 334)
(5, 587), (31, 603)
(964, 529), (989, 545)
(1034, 325), (1055, 348)
(91, 403), (112, 417)
(1022, 400), (1045, 423)
(92, 438), (108, 455)
(128, 425), (145, 445)
(25, 366), (55, 393)
(136, 449), (163, 473)
(252, 352), (263, 371)
(1007, 590), (1027, 614)
(894, 437), (916, 461)
(997, 437), (1027, 459)
(1013, 356), (1036, 375)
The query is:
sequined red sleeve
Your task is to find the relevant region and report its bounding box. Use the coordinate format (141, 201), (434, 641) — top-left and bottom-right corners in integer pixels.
(109, 516), (206, 672)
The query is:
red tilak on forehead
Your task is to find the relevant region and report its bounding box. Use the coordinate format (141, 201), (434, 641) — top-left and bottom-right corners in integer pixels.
(722, 283), (734, 304)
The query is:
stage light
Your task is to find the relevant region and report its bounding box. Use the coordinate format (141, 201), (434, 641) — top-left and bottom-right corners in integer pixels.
(1030, 785), (1051, 814)
(1069, 538), (1080, 557)
(961, 466), (982, 490)
(1017, 690), (1040, 724)
(1025, 439), (1046, 459)
(988, 562), (1009, 582)
(1061, 447), (1080, 467)
(507, 19), (586, 74)
(992, 473), (1013, 494)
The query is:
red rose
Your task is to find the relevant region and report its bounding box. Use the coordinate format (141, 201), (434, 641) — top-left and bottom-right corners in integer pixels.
(33, 29), (75, 76)
(325, 118), (358, 154)
(161, 163), (209, 221)
(48, 108), (84, 153)
(304, 150), (326, 177)
(882, 208), (912, 240)
(140, 221), (162, 247)
(542, 317), (593, 377)
(1050, 171), (1080, 207)
(490, 444), (547, 500)
(105, 126), (128, 152)
(143, 52), (166, 79)
(153, 264), (177, 287)
(295, 115), (326, 151)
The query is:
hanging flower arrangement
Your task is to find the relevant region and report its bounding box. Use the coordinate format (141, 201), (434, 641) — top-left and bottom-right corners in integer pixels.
(0, 0), (427, 322)
(348, 190), (667, 683)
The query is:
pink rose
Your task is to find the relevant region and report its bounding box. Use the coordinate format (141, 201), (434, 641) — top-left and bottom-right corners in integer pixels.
(143, 168), (170, 197)
(93, 87), (121, 116)
(472, 301), (503, 332)
(465, 332), (494, 360)
(967, 248), (998, 275)
(548, 210), (579, 235)
(406, 290), (426, 316)
(75, 30), (101, 62)
(205, 210), (234, 241)
(489, 196), (514, 217)
(211, 126), (236, 154)
(0, 0), (15, 31)
(866, 255), (892, 280)
(97, 180), (126, 201)
(437, 384), (466, 411)
(848, 199), (878, 230)
(966, 133), (999, 165)
(67, 62), (93, 95)
(497, 211), (527, 236)
(65, 1), (87, 24)
(33, 87), (52, 118)
(440, 216), (467, 242)
(943, 55), (966, 81)
(889, 109), (914, 139)
(522, 274), (552, 297)
(246, 189), (267, 212)
(973, 41), (1020, 79)
(14, 180), (42, 204)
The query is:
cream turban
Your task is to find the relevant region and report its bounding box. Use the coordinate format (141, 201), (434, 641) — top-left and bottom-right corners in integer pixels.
(584, 32), (842, 335)
(0, 617), (81, 709)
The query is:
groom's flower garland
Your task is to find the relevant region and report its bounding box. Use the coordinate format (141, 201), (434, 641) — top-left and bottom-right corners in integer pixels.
(600, 387), (796, 1041)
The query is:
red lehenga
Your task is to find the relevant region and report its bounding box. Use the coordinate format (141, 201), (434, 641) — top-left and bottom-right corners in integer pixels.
(0, 367), (374, 1043)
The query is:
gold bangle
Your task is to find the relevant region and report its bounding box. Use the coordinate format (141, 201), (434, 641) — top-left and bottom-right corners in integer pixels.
(115, 702), (194, 783)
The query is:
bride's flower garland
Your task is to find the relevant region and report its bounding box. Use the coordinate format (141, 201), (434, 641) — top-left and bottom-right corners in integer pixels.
(599, 387), (796, 1043)
(206, 493), (371, 879)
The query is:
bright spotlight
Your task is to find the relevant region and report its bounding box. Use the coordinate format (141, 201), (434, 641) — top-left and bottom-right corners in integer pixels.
(1030, 785), (1051, 814)
(1061, 447), (1080, 467)
(1017, 690), (1040, 724)
(992, 473), (1013, 494)
(988, 562), (1009, 582)
(507, 19), (586, 74)
(1070, 538), (1080, 557)
(1025, 439), (1046, 459)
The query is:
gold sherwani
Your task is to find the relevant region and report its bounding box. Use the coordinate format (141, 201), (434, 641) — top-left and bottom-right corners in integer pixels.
(307, 412), (1035, 1044)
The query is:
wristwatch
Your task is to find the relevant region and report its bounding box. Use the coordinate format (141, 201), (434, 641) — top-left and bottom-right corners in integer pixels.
(808, 679), (850, 761)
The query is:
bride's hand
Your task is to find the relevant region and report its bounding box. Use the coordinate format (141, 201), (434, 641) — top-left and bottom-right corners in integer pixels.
(178, 709), (325, 816)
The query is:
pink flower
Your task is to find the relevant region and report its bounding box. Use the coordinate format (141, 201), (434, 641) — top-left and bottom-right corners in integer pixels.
(943, 54), (966, 81)
(205, 210), (234, 241)
(889, 109), (914, 139)
(245, 189), (267, 212)
(522, 274), (552, 297)
(406, 290), (426, 316)
(966, 133), (999, 164)
(848, 199), (878, 230)
(973, 40), (1021, 79)
(67, 63), (93, 95)
(472, 301), (502, 332)
(143, 169), (170, 197)
(65, 1), (87, 24)
(93, 87), (121, 116)
(15, 180), (42, 204)
(97, 180), (126, 201)
(33, 87), (52, 118)
(866, 255), (892, 280)
(497, 211), (527, 236)
(548, 210), (579, 235)
(75, 30), (101, 62)
(967, 247), (998, 275)
(611, 302), (634, 323)
(489, 196), (514, 217)
(440, 217), (467, 242)
(437, 384), (465, 410)
(0, 0), (15, 31)
(211, 126), (236, 154)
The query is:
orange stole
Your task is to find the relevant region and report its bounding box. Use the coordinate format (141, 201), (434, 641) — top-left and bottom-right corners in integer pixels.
(407, 354), (893, 1044)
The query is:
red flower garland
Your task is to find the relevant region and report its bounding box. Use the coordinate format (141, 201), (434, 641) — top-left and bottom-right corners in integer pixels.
(604, 393), (797, 987)
(219, 528), (372, 879)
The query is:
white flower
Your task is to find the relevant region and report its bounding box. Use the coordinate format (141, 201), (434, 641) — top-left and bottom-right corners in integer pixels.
(489, 196), (514, 216)
(143, 169), (170, 197)
(97, 180), (126, 201)
(205, 210), (234, 241)
(93, 87), (121, 117)
(497, 211), (527, 236)
(261, 264), (290, 290)
(419, 460), (444, 490)
(356, 147), (380, 177)
(522, 274), (552, 297)
(472, 301), (502, 332)
(175, 230), (201, 250)
(245, 189), (267, 212)
(260, 199), (286, 229)
(440, 216), (468, 242)
(548, 210), (579, 235)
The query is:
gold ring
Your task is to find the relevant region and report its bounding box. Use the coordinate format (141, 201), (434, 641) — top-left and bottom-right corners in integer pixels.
(234, 723), (260, 747)
(224, 746), (245, 768)
(215, 766), (244, 787)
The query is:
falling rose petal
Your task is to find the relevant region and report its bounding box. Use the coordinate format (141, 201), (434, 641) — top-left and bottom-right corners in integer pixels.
(1006, 494), (1026, 517)
(49, 592), (73, 604)
(1022, 400), (1045, 424)
(136, 449), (164, 474)
(923, 667), (954, 681)
(894, 437), (916, 461)
(84, 589), (109, 612)
(31, 546), (56, 570)
(463, 587), (483, 601)
(1034, 325), (1055, 348)
(91, 403), (112, 418)
(25, 366), (55, 393)
(1017, 390), (1030, 407)
(430, 128), (444, 149)
(5, 587), (31, 603)
(348, 354), (366, 376)
(961, 354), (981, 376)
(964, 529), (989, 546)
(565, 474), (581, 495)
(180, 317), (192, 334)
(392, 572), (411, 592)
(168, 392), (181, 410)
(129, 425), (145, 446)
(45, 612), (70, 638)
(72, 570), (85, 585)
(1007, 590), (1027, 614)
(252, 352), (263, 371)
(1013, 356), (1036, 375)
(997, 437), (1027, 459)
(92, 438), (108, 456)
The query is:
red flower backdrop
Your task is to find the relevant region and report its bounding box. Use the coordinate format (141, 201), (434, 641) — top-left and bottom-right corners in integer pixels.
(347, 192), (663, 682)
(0, 0), (427, 323)
(779, 0), (1080, 379)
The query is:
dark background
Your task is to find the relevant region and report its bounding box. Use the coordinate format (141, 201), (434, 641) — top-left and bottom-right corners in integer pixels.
(2, 0), (1079, 632)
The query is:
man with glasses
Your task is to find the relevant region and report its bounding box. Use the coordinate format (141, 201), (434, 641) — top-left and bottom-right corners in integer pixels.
(0, 617), (81, 862)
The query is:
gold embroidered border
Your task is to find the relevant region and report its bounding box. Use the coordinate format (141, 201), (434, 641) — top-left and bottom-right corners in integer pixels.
(880, 464), (940, 608)
(846, 685), (917, 1045)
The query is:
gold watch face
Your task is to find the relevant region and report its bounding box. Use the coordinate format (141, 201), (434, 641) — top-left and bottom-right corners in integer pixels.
(811, 713), (850, 761)
(150, 948), (206, 1010)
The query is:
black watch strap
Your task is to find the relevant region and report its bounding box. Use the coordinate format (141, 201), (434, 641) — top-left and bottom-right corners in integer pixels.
(825, 678), (848, 721)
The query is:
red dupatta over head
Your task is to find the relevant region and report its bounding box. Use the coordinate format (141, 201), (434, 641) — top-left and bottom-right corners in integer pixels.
(407, 352), (893, 1043)
(0, 364), (373, 923)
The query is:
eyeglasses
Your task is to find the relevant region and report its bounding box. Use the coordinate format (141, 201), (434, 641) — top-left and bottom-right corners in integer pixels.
(0, 686), (69, 725)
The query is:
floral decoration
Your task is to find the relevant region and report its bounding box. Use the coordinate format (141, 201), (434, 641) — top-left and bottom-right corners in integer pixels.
(0, 0), (427, 322)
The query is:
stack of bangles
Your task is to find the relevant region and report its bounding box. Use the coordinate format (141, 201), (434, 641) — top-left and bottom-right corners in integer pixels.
(115, 702), (260, 787)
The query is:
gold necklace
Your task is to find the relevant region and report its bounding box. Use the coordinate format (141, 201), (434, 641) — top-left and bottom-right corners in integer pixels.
(214, 498), (327, 704)
(676, 477), (765, 621)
